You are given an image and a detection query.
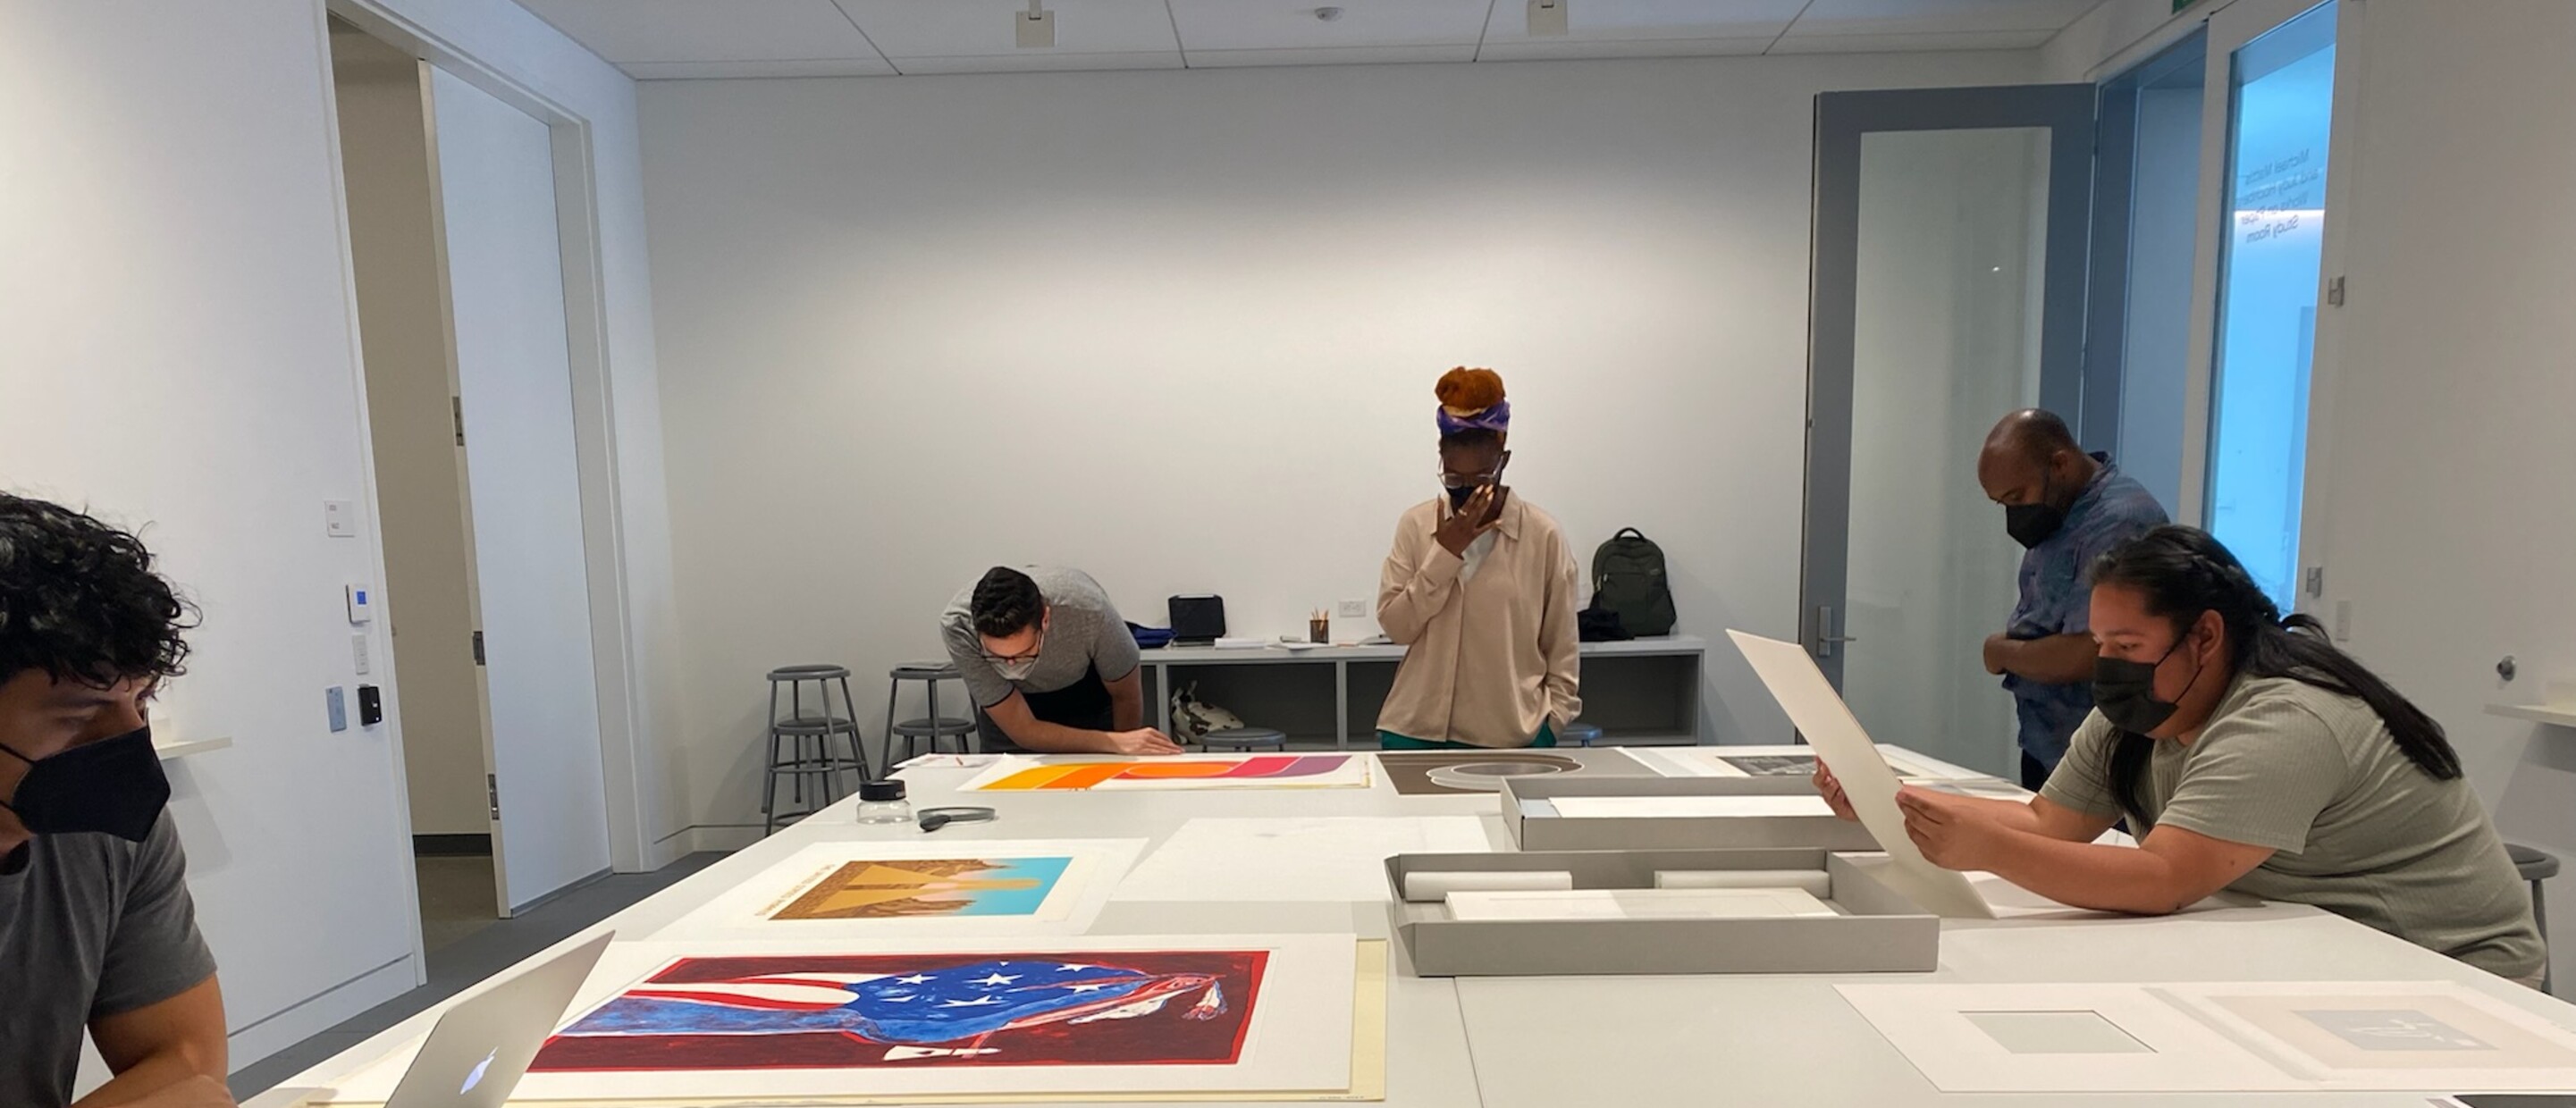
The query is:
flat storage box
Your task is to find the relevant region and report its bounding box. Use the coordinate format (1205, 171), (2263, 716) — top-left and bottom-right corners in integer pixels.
(1384, 848), (1940, 976)
(1503, 775), (1881, 852)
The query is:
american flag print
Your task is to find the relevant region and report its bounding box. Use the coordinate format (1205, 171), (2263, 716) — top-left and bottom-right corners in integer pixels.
(530, 951), (1267, 1071)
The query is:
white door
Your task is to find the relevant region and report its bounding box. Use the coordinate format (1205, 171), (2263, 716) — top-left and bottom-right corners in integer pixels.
(429, 66), (611, 913)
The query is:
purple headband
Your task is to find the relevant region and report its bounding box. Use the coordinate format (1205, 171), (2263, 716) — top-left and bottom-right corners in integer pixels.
(1436, 399), (1511, 437)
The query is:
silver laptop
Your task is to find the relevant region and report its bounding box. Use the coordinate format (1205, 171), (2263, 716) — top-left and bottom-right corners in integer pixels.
(383, 931), (615, 1108)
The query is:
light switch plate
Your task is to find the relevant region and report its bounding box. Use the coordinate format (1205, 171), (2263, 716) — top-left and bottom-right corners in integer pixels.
(325, 686), (348, 733)
(352, 633), (372, 676)
(324, 500), (358, 538)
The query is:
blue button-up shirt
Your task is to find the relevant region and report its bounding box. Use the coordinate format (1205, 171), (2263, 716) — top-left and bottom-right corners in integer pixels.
(2004, 454), (2169, 768)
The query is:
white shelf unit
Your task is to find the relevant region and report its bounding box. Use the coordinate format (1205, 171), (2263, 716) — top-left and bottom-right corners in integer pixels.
(1138, 635), (1707, 749)
(153, 735), (233, 760)
(2487, 703), (2576, 728)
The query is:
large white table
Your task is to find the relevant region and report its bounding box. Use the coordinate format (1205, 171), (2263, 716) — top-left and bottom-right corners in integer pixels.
(251, 747), (2576, 1107)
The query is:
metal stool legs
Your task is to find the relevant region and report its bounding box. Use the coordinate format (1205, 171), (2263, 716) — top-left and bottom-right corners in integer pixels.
(762, 665), (867, 835)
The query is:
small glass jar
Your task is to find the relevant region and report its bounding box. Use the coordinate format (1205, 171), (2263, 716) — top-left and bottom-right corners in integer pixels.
(854, 779), (912, 825)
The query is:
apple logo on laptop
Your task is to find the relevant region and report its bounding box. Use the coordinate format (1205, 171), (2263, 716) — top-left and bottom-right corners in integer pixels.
(459, 1050), (497, 1095)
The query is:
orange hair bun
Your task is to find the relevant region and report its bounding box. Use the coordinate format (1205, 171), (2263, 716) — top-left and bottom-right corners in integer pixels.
(1435, 367), (1506, 416)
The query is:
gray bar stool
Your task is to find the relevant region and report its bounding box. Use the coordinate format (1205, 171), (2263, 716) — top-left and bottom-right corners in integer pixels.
(2510, 843), (2560, 994)
(885, 662), (978, 772)
(763, 665), (866, 835)
(1559, 722), (1604, 748)
(1201, 726), (1287, 751)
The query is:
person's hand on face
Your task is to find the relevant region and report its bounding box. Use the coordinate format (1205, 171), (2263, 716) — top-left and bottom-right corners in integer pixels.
(1812, 763), (1858, 822)
(1895, 785), (2002, 872)
(1435, 484), (1501, 557)
(1106, 728), (1183, 757)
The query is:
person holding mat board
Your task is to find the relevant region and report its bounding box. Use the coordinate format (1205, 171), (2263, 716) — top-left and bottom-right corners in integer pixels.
(940, 567), (1180, 757)
(1818, 526), (2542, 984)
(1374, 368), (1581, 751)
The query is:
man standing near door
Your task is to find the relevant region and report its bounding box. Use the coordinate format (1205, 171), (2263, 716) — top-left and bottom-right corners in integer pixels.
(940, 567), (1181, 757)
(0, 493), (233, 1108)
(1976, 409), (2168, 789)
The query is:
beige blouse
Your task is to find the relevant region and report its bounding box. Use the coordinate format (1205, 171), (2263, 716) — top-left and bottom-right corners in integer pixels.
(1374, 494), (1582, 747)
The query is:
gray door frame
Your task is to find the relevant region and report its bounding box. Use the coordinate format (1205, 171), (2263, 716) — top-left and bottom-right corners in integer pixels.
(1800, 84), (2100, 682)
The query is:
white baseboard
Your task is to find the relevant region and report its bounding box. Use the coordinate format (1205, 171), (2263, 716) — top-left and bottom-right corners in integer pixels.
(226, 955), (420, 1073)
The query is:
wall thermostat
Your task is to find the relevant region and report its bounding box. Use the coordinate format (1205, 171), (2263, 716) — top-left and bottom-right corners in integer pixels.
(346, 583), (375, 625)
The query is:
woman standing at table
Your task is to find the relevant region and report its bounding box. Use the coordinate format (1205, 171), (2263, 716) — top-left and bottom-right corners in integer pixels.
(1374, 368), (1581, 751)
(1826, 525), (2543, 984)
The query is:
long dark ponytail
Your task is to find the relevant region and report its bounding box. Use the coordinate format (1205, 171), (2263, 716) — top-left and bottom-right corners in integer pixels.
(2087, 525), (2460, 821)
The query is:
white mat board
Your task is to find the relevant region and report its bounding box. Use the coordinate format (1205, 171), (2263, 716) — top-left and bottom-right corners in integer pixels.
(314, 934), (1359, 1103)
(1113, 816), (1494, 902)
(647, 839), (1145, 941)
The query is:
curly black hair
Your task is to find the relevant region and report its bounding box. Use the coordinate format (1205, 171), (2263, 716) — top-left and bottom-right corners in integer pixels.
(969, 567), (1044, 640)
(0, 493), (196, 688)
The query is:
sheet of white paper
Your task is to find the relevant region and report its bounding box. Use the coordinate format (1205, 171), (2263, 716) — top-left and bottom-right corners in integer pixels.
(960, 751), (1373, 793)
(2159, 980), (2576, 1090)
(1836, 982), (2302, 1093)
(1545, 794), (1837, 819)
(1727, 631), (1994, 919)
(1113, 816), (1496, 902)
(646, 839), (1145, 941)
(311, 934), (1360, 1104)
(1445, 886), (1836, 921)
(1631, 743), (1970, 782)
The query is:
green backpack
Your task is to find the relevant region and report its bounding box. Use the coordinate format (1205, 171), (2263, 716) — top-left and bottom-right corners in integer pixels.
(1591, 528), (1676, 637)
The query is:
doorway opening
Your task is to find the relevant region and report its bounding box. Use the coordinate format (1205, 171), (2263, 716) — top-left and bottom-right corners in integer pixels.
(325, 15), (614, 957)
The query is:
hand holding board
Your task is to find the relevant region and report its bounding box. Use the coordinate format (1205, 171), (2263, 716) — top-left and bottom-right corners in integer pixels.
(1726, 630), (1995, 919)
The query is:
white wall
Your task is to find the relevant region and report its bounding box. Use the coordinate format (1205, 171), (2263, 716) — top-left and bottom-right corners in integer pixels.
(2301, 0), (2576, 987)
(636, 51), (2041, 838)
(0, 0), (672, 1070)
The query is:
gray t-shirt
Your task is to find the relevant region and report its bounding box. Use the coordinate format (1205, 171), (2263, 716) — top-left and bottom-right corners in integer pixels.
(0, 812), (218, 1108)
(939, 567), (1141, 713)
(2043, 674), (2543, 980)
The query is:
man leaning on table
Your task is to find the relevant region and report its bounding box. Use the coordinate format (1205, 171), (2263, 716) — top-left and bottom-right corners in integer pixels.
(1, 494), (233, 1108)
(940, 566), (1182, 757)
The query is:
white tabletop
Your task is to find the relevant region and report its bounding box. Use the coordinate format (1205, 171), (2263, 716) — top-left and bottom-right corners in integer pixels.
(250, 746), (2574, 1107)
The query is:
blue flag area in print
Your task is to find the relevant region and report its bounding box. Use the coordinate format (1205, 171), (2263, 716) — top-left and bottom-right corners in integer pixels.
(533, 951), (1268, 1071)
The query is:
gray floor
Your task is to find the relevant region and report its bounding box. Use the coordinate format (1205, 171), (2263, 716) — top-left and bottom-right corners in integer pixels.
(227, 851), (728, 1100)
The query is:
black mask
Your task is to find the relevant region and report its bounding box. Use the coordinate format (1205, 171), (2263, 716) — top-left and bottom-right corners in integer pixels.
(2004, 471), (2067, 550)
(0, 725), (171, 842)
(1446, 484), (1477, 510)
(2093, 632), (2206, 735)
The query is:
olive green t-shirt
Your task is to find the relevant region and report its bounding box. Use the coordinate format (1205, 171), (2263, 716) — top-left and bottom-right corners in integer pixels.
(2041, 674), (2543, 980)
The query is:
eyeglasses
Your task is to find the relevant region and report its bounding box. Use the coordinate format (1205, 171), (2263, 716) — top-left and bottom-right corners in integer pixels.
(1438, 467), (1503, 491)
(979, 626), (1047, 667)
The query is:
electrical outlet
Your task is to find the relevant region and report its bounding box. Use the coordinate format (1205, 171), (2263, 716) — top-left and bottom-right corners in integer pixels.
(352, 633), (372, 676)
(2334, 600), (2353, 642)
(1336, 599), (1368, 619)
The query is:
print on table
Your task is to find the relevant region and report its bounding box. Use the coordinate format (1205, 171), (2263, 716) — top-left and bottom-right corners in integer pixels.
(972, 754), (1360, 792)
(772, 858), (1073, 920)
(1379, 751), (1595, 796)
(1721, 754), (1816, 777)
(532, 951), (1267, 1071)
(2298, 1009), (2494, 1052)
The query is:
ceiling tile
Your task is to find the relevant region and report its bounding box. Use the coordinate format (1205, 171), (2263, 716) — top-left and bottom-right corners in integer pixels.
(835, 0), (1181, 58)
(888, 51), (1187, 75)
(1184, 43), (1483, 67)
(1477, 0), (1806, 50)
(1477, 36), (1776, 62)
(520, 0), (884, 63)
(1786, 0), (2105, 38)
(621, 57), (899, 79)
(1766, 27), (2058, 53)
(1166, 0), (1491, 53)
